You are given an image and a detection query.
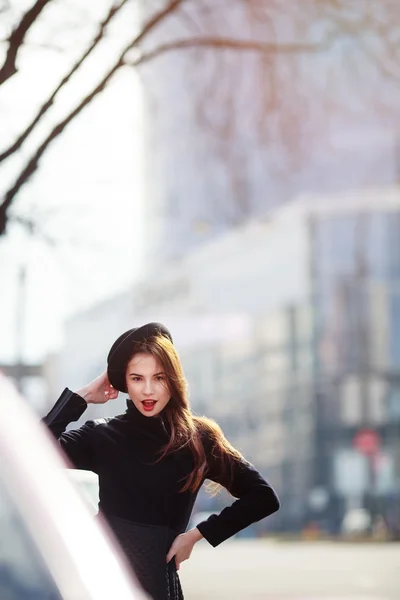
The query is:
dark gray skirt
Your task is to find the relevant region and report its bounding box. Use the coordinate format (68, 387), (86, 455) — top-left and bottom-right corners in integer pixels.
(103, 515), (184, 600)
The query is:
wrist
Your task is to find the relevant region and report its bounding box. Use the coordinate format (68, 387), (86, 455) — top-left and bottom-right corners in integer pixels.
(187, 527), (203, 543)
(76, 386), (92, 404)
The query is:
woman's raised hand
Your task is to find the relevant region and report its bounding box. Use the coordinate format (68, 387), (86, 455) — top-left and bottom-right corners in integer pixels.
(76, 371), (119, 404)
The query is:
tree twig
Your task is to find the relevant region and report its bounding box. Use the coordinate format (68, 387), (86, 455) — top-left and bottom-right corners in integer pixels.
(0, 0), (52, 85)
(0, 0), (185, 234)
(125, 34), (338, 67)
(0, 0), (129, 163)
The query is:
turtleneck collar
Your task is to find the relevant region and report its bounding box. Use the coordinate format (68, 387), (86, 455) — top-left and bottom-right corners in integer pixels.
(124, 399), (169, 438)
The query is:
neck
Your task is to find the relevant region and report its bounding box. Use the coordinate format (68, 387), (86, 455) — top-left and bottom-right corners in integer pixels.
(125, 399), (169, 438)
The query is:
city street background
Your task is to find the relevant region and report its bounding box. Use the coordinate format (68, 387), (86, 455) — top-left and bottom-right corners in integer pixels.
(1, 2), (400, 599)
(180, 540), (400, 600)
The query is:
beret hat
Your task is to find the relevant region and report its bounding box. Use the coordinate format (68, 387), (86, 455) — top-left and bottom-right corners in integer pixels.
(107, 322), (173, 392)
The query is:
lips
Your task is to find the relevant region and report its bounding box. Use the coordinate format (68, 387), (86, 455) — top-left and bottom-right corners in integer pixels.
(141, 400), (157, 412)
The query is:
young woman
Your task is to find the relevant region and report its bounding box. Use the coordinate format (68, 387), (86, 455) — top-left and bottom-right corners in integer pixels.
(44, 322), (280, 600)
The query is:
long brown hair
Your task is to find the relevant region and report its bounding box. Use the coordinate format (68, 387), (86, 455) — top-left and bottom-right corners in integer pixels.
(126, 333), (244, 494)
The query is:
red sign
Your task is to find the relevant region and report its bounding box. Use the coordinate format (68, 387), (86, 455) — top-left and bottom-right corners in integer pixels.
(353, 429), (380, 455)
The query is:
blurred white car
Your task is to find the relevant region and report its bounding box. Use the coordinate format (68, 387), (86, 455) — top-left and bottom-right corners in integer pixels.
(0, 373), (148, 600)
(65, 470), (99, 515)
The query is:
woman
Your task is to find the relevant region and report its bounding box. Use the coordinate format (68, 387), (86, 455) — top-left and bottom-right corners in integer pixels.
(44, 322), (280, 600)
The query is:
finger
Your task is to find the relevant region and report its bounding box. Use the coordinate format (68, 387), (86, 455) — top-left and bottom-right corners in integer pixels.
(105, 382), (118, 399)
(175, 553), (183, 570)
(166, 545), (178, 563)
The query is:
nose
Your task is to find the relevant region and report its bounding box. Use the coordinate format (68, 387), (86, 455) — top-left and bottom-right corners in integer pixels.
(143, 378), (154, 395)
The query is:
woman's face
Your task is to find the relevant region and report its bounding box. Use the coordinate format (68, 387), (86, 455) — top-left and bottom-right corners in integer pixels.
(125, 352), (171, 417)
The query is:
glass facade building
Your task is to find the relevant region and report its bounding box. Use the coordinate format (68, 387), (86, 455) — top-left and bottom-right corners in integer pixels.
(311, 209), (400, 533)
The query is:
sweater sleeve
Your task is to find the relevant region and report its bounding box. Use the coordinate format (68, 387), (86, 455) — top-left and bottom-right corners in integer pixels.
(196, 433), (280, 547)
(42, 387), (98, 472)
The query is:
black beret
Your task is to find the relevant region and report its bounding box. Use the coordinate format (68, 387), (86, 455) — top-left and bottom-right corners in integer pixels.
(107, 322), (173, 392)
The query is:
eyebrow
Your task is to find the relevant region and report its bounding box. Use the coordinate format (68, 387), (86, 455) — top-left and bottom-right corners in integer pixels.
(128, 372), (166, 377)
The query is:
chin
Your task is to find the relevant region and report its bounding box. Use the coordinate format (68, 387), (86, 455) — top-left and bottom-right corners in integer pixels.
(138, 403), (162, 416)
(142, 409), (159, 417)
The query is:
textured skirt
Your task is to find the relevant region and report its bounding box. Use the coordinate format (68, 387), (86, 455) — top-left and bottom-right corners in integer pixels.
(104, 515), (184, 600)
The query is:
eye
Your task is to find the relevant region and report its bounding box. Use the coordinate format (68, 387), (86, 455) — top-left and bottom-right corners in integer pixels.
(131, 376), (141, 382)
(156, 375), (166, 381)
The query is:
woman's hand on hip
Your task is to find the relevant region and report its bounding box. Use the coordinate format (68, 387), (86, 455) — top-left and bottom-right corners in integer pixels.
(166, 528), (203, 570)
(76, 371), (119, 404)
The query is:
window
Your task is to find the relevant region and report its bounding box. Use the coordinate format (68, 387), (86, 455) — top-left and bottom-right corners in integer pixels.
(340, 375), (363, 425)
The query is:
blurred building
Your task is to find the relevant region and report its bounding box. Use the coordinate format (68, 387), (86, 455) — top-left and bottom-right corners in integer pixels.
(0, 362), (48, 414)
(309, 190), (400, 534)
(56, 187), (400, 534)
(139, 3), (400, 267)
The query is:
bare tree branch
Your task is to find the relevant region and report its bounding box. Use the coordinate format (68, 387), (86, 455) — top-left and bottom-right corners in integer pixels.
(126, 35), (337, 67)
(3, 0), (400, 238)
(2, 26), (336, 230)
(0, 0), (52, 86)
(0, 0), (129, 164)
(12, 215), (57, 247)
(1, 0), (185, 235)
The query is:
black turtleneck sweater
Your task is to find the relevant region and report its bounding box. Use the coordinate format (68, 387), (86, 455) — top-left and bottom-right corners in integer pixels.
(43, 388), (280, 547)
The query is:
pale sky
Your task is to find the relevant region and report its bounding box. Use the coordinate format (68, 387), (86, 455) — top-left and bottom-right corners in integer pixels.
(0, 3), (145, 364)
